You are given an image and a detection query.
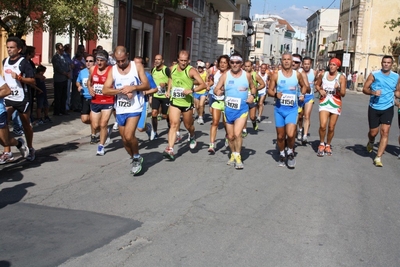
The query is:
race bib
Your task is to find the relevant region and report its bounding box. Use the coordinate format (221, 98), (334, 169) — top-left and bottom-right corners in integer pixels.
(157, 85), (166, 95)
(280, 94), (296, 106)
(117, 95), (132, 107)
(10, 86), (20, 96)
(172, 87), (186, 98)
(93, 84), (103, 95)
(225, 96), (241, 110)
(324, 86), (336, 95)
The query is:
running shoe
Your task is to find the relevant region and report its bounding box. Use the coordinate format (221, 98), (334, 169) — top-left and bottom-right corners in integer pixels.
(225, 136), (229, 148)
(96, 144), (105, 156)
(112, 121), (119, 131)
(189, 137), (197, 149)
(302, 135), (308, 145)
(374, 157), (383, 167)
(227, 154), (235, 166)
(44, 116), (52, 123)
(278, 155), (286, 167)
(145, 123), (152, 140)
(256, 116), (261, 123)
(17, 138), (29, 158)
(317, 144), (325, 157)
(297, 129), (303, 141)
(366, 141), (374, 153)
(0, 152), (14, 164)
(324, 145), (332, 156)
(26, 148), (36, 161)
(197, 117), (204, 125)
(90, 135), (98, 144)
(398, 153), (400, 159)
(252, 121), (258, 131)
(234, 154), (244, 169)
(131, 156), (143, 175)
(208, 143), (215, 154)
(163, 147), (175, 160)
(287, 153), (296, 168)
(157, 114), (162, 121)
(241, 130), (248, 138)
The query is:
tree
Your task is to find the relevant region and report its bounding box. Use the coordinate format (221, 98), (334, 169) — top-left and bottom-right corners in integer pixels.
(385, 17), (400, 33)
(47, 0), (113, 44)
(0, 0), (112, 42)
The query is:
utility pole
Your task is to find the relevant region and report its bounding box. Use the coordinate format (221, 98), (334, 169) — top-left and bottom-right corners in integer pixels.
(344, 0), (353, 79)
(125, 0), (133, 54)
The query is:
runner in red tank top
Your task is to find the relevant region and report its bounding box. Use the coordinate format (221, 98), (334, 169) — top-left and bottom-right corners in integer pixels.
(87, 50), (114, 156)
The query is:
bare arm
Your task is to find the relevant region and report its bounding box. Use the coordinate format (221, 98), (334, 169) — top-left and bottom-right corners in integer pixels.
(395, 76), (400, 99)
(300, 71), (310, 94)
(191, 68), (206, 93)
(338, 74), (346, 97)
(267, 72), (279, 98)
(297, 72), (307, 96)
(246, 72), (257, 103)
(213, 73), (227, 96)
(0, 82), (11, 98)
(362, 73), (378, 96)
(255, 73), (265, 91)
(120, 62), (149, 94)
(314, 72), (325, 98)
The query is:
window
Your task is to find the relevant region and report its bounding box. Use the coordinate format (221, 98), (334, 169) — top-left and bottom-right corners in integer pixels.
(256, 41), (261, 48)
(163, 32), (171, 65)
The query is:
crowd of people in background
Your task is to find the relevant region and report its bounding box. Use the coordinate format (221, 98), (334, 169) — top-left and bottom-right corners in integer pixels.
(1, 36), (399, 173)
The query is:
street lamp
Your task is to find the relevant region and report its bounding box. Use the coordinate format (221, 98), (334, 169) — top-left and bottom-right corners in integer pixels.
(304, 6), (320, 69)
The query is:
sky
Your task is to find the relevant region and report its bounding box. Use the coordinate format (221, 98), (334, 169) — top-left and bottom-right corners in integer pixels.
(250, 0), (340, 27)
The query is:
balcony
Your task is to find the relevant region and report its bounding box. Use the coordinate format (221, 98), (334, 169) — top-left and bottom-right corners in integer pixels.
(327, 40), (355, 53)
(165, 0), (205, 18)
(232, 20), (248, 37)
(207, 0), (237, 12)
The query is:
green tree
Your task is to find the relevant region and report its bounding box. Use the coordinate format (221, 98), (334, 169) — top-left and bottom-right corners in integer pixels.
(47, 0), (113, 44)
(385, 18), (400, 33)
(0, 0), (112, 42)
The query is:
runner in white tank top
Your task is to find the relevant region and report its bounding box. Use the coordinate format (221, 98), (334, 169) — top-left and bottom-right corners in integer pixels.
(102, 46), (150, 176)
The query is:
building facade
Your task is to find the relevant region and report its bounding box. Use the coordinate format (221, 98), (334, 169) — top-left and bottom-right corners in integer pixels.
(249, 14), (296, 66)
(328, 0), (400, 75)
(305, 8), (339, 70)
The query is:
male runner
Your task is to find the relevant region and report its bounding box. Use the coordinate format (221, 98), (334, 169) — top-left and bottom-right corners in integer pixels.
(363, 55), (400, 166)
(88, 50), (114, 156)
(1, 37), (35, 163)
(214, 53), (257, 169)
(268, 52), (307, 168)
(243, 60), (265, 136)
(103, 46), (150, 175)
(163, 50), (206, 160)
(151, 54), (171, 139)
(0, 75), (29, 163)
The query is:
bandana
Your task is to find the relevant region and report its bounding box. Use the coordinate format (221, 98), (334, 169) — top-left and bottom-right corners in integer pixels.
(330, 58), (341, 68)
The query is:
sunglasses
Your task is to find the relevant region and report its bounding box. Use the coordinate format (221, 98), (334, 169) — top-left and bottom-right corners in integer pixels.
(230, 61), (241, 65)
(293, 61), (301, 64)
(86, 60), (94, 62)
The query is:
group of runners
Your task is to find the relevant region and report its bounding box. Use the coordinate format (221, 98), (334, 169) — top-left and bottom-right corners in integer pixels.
(1, 38), (399, 174)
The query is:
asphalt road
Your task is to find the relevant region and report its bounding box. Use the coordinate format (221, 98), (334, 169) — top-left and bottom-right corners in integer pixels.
(0, 92), (399, 267)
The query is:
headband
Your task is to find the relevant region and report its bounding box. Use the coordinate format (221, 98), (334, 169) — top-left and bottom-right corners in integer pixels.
(330, 58), (341, 68)
(230, 56), (243, 62)
(96, 55), (107, 61)
(292, 57), (301, 63)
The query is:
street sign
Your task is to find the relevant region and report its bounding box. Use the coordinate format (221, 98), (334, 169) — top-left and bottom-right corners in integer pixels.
(343, 53), (350, 67)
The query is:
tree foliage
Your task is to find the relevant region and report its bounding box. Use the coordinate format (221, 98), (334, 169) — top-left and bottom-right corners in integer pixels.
(384, 17), (400, 33)
(0, 0), (112, 42)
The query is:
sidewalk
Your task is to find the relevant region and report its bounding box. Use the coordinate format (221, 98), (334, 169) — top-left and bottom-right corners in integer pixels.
(0, 80), (94, 171)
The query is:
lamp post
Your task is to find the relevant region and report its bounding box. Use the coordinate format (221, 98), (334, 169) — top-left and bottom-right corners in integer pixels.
(304, 6), (320, 69)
